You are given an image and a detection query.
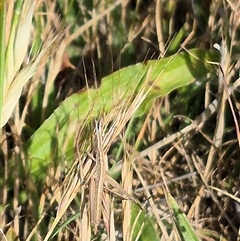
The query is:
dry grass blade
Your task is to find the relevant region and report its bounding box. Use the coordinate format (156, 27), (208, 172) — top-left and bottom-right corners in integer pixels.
(0, 228), (7, 241)
(44, 152), (96, 240)
(190, 154), (238, 233)
(57, 64), (155, 236)
(204, 42), (229, 182)
(122, 149), (134, 241)
(209, 186), (240, 204)
(43, 176), (81, 241)
(65, 0), (121, 45)
(130, 156), (170, 240)
(2, 0), (240, 240)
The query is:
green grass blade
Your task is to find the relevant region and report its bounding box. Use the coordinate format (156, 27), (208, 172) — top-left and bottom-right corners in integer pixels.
(26, 49), (218, 183)
(167, 193), (200, 241)
(130, 203), (159, 241)
(49, 212), (81, 240)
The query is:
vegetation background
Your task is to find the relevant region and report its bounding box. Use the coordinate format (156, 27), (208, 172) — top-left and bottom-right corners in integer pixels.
(1, 0), (240, 240)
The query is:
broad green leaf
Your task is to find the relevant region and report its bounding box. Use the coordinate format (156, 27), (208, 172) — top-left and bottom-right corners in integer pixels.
(167, 193), (200, 241)
(130, 203), (159, 241)
(26, 49), (218, 183)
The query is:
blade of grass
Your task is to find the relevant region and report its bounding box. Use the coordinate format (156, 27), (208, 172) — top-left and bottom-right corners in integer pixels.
(27, 49), (218, 183)
(49, 211), (81, 240)
(130, 204), (159, 241)
(167, 193), (200, 241)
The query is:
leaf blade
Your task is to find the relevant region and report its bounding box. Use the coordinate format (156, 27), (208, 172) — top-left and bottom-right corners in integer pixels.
(27, 49), (218, 183)
(167, 193), (200, 241)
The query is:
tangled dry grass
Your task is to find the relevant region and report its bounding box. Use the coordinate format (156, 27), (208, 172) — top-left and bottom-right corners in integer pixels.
(1, 0), (240, 240)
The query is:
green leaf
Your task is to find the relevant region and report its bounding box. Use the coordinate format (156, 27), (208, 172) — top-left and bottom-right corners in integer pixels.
(130, 203), (159, 241)
(26, 49), (218, 183)
(49, 212), (81, 240)
(167, 193), (200, 241)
